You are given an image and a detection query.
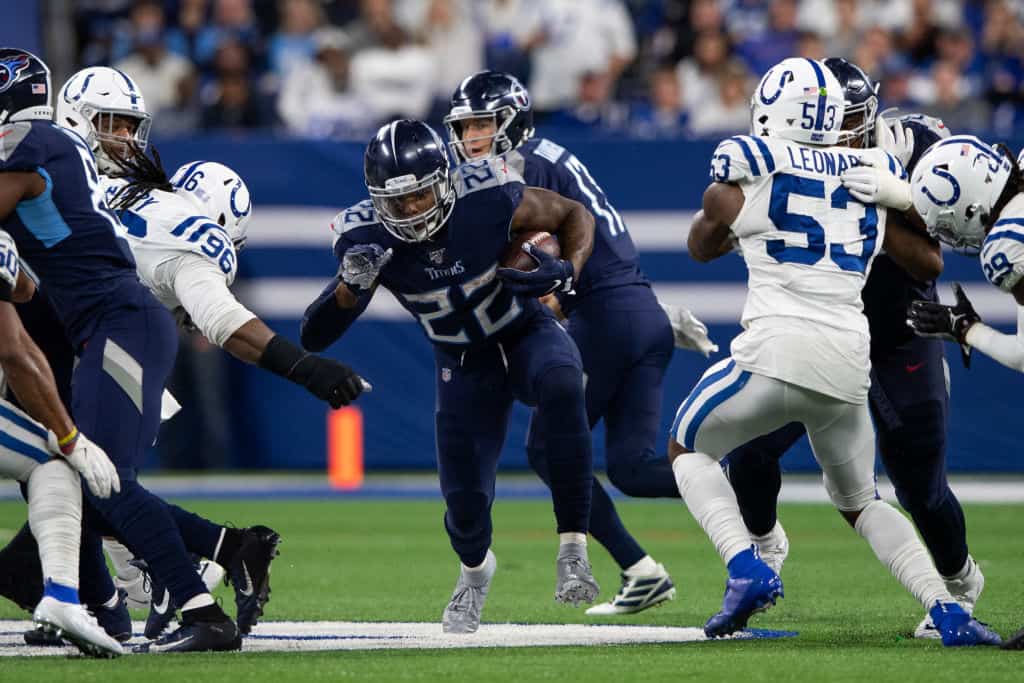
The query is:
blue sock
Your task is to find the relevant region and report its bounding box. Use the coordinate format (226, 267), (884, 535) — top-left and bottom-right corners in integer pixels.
(43, 578), (80, 605)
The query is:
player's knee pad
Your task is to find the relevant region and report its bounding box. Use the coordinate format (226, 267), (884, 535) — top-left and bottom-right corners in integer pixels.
(606, 458), (652, 498)
(444, 491), (492, 534)
(823, 471), (877, 513)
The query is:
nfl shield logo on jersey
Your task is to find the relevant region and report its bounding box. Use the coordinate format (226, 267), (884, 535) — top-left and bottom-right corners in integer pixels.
(441, 367), (452, 383)
(429, 248), (446, 265)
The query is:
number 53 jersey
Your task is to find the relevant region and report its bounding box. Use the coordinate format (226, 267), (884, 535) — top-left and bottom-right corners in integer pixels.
(709, 134), (905, 404)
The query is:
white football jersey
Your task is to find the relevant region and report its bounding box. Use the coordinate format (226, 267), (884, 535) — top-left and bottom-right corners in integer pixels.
(102, 178), (239, 305)
(711, 134), (905, 403)
(981, 193), (1024, 292)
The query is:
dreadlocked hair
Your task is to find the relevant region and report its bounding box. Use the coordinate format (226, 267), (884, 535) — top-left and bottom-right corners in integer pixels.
(107, 144), (173, 212)
(989, 142), (1024, 229)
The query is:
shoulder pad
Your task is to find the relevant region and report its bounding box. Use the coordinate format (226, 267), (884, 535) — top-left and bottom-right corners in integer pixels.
(982, 197), (1024, 291)
(709, 135), (781, 183)
(453, 157), (524, 198)
(526, 138), (568, 165)
(330, 199), (379, 246)
(0, 122), (34, 163)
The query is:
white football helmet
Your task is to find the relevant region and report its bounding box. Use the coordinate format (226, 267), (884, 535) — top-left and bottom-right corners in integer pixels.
(55, 67), (152, 175)
(170, 161), (253, 249)
(910, 135), (1013, 252)
(750, 58), (845, 146)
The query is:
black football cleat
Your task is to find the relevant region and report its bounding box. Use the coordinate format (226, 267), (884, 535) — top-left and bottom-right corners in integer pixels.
(24, 588), (132, 646)
(1001, 626), (1024, 650)
(23, 624), (64, 647)
(226, 525), (281, 634)
(133, 613), (241, 653)
(130, 559), (179, 639)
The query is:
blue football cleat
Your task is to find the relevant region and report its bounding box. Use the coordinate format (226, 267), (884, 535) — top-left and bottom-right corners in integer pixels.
(929, 602), (1002, 647)
(704, 547), (783, 638)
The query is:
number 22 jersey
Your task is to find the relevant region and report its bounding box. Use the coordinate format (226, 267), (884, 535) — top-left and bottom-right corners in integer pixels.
(710, 135), (904, 403)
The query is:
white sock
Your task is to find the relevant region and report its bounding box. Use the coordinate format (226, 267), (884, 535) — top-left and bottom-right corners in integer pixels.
(181, 593), (215, 612)
(672, 453), (751, 565)
(559, 532), (587, 546)
(624, 555), (658, 576)
(27, 460), (81, 589)
(854, 500), (953, 609)
(943, 555), (974, 582)
(751, 522), (785, 546)
(463, 549), (494, 574)
(103, 538), (139, 580)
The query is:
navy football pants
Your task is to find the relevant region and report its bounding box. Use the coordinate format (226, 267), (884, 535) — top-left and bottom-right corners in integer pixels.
(725, 335), (969, 577)
(435, 312), (592, 567)
(527, 285), (677, 570)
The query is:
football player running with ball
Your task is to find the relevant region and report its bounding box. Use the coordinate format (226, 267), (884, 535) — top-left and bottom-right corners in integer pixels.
(669, 57), (1000, 646)
(444, 71), (717, 615)
(302, 120), (598, 633)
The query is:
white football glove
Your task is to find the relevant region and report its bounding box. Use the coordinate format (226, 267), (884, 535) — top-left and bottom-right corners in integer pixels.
(48, 430), (120, 498)
(340, 244), (393, 291)
(876, 112), (915, 168)
(841, 158), (913, 211)
(660, 303), (718, 357)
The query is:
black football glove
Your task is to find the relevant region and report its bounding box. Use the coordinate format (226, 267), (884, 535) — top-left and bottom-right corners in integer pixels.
(907, 282), (980, 368)
(497, 242), (575, 298)
(297, 355), (369, 408)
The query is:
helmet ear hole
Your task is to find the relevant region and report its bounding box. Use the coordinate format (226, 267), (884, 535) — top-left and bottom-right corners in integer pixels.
(218, 213), (226, 226)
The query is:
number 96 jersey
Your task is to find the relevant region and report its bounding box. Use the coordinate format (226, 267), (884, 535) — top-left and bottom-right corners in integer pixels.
(710, 135), (904, 403)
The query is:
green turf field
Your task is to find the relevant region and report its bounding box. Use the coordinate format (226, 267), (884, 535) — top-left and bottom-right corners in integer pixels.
(1, 497), (1022, 681)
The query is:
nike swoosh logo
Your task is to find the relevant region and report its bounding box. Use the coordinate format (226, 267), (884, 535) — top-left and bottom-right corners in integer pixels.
(152, 634), (193, 652)
(152, 589), (170, 615)
(239, 564), (255, 597)
(905, 362), (925, 373)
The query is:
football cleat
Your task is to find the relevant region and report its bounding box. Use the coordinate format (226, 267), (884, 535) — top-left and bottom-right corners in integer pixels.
(133, 612), (241, 653)
(1000, 625), (1024, 650)
(33, 592), (123, 658)
(442, 549), (496, 634)
(929, 601), (1001, 647)
(585, 563), (676, 616)
(114, 570), (151, 611)
(704, 547), (783, 638)
(226, 525), (281, 634)
(554, 543), (599, 606)
(199, 558), (226, 592)
(915, 556), (985, 640)
(133, 560), (178, 640)
(752, 522), (789, 576)
(25, 587), (133, 645)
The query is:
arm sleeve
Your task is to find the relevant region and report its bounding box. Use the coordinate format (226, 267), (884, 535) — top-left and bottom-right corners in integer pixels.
(965, 305), (1024, 373)
(161, 254), (257, 347)
(0, 123), (44, 173)
(299, 276), (373, 352)
(0, 230), (19, 302)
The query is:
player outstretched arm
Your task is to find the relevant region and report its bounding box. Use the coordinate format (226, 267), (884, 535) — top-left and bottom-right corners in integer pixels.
(909, 282), (1024, 372)
(497, 187), (594, 297)
(688, 183), (743, 263)
(300, 243), (387, 351)
(168, 254), (367, 408)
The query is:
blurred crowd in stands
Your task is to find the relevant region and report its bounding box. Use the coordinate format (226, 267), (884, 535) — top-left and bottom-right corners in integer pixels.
(72, 0), (1024, 140)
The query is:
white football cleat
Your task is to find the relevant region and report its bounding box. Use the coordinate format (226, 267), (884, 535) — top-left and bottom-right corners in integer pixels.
(752, 522), (789, 575)
(442, 550), (496, 634)
(33, 595), (123, 658)
(114, 570), (150, 610)
(585, 562), (676, 616)
(915, 556), (985, 640)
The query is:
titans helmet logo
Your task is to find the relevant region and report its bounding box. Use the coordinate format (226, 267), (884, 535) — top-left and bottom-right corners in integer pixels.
(0, 54), (32, 94)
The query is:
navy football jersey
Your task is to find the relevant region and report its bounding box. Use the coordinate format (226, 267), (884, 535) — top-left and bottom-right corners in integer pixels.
(506, 137), (647, 312)
(0, 120), (142, 346)
(331, 157), (545, 347)
(861, 115), (945, 354)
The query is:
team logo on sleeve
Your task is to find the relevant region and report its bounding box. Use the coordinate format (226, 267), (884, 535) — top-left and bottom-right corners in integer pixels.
(0, 54), (31, 93)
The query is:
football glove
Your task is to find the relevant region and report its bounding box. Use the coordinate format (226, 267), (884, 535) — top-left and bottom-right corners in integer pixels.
(340, 244), (393, 291)
(841, 158), (912, 211)
(259, 335), (370, 408)
(497, 242), (575, 298)
(907, 282), (980, 367)
(660, 303), (718, 357)
(876, 112), (915, 168)
(48, 430), (120, 498)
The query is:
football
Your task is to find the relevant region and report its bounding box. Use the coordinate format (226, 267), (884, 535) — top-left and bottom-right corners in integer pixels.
(500, 230), (560, 272)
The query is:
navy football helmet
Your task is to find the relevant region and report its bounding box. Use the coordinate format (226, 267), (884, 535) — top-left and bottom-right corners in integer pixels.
(364, 120), (455, 243)
(0, 48), (52, 125)
(824, 57), (878, 148)
(444, 70), (534, 162)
